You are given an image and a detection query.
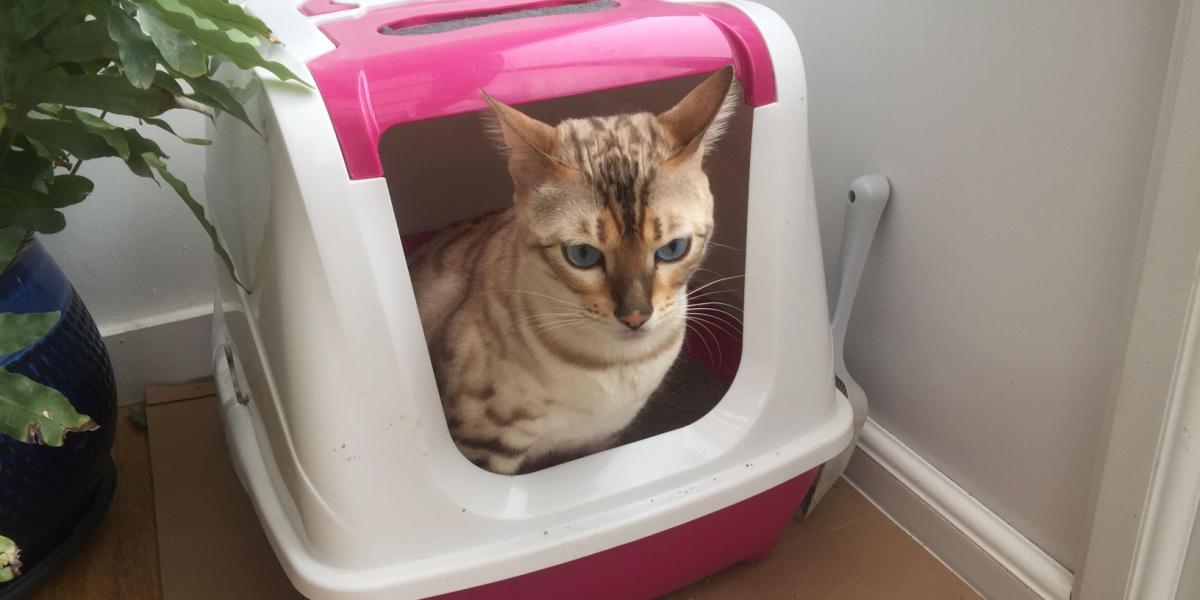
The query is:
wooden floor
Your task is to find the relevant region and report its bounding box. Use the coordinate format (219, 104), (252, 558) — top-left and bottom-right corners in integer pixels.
(24, 399), (978, 600)
(27, 405), (161, 600)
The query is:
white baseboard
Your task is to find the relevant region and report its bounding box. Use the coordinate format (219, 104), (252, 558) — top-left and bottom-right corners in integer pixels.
(845, 419), (1074, 600)
(101, 304), (214, 406)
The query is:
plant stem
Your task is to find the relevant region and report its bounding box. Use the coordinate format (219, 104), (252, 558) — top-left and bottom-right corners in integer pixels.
(67, 110), (106, 176)
(0, 126), (14, 164)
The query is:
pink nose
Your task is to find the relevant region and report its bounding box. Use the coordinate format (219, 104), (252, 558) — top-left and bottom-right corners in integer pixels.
(618, 311), (650, 330)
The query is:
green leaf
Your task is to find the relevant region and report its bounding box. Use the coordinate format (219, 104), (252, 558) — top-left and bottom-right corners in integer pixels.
(143, 117), (211, 145)
(0, 312), (59, 356)
(141, 152), (246, 291)
(103, 127), (170, 180)
(125, 127), (168, 159)
(153, 70), (185, 95)
(22, 137), (56, 162)
(0, 108), (7, 130)
(0, 369), (98, 446)
(45, 174), (93, 208)
(107, 6), (160, 89)
(186, 76), (257, 133)
(3, 49), (55, 93)
(0, 149), (49, 189)
(0, 187), (66, 234)
(0, 227), (27, 274)
(136, 4), (207, 78)
(43, 18), (119, 64)
(15, 118), (119, 160)
(141, 0), (307, 85)
(72, 111), (132, 159)
(176, 0), (273, 39)
(27, 75), (177, 118)
(0, 535), (20, 583)
(124, 153), (155, 179)
(142, 0), (260, 45)
(0, 0), (77, 47)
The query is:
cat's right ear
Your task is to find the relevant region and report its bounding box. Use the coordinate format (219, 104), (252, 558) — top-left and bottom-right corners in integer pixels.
(481, 91), (572, 189)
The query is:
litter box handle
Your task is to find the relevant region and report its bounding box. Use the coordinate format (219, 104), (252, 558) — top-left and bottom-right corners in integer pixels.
(214, 343), (251, 407)
(830, 173), (891, 365)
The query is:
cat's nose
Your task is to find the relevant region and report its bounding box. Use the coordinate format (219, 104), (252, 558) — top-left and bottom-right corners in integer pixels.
(616, 309), (651, 330)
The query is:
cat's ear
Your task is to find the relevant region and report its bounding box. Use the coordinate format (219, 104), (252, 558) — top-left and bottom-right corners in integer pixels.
(481, 91), (571, 188)
(658, 65), (739, 166)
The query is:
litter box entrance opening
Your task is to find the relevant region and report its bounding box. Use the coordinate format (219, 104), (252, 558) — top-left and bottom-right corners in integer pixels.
(379, 73), (751, 472)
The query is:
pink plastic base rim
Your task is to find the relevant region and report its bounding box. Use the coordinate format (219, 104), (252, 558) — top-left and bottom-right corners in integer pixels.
(430, 468), (818, 600)
(308, 0), (776, 179)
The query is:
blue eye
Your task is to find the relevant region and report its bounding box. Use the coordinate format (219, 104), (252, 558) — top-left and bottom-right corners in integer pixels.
(563, 244), (603, 268)
(655, 237), (691, 262)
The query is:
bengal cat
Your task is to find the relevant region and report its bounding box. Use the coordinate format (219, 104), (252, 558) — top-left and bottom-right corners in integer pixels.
(407, 67), (738, 474)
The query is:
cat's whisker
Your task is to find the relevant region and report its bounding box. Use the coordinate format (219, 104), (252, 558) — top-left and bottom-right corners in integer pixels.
(528, 317), (591, 335)
(531, 322), (590, 337)
(508, 289), (581, 310)
(688, 299), (745, 312)
(687, 301), (746, 321)
(686, 313), (741, 340)
(516, 311), (585, 324)
(705, 241), (745, 253)
(691, 296), (744, 309)
(687, 309), (745, 333)
(503, 311), (588, 335)
(687, 288), (740, 301)
(686, 305), (742, 328)
(687, 305), (734, 317)
(687, 317), (724, 371)
(684, 322), (717, 368)
(525, 315), (587, 329)
(687, 274), (747, 297)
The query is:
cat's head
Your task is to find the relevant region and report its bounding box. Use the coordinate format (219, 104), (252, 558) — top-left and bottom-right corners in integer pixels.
(483, 67), (738, 337)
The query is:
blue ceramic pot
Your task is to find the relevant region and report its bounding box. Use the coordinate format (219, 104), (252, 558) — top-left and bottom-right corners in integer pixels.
(0, 238), (116, 589)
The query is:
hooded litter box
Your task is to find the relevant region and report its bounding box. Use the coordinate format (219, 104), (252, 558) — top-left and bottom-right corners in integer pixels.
(205, 1), (851, 598)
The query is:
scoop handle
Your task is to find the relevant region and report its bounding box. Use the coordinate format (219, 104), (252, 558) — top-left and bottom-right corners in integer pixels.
(831, 173), (891, 367)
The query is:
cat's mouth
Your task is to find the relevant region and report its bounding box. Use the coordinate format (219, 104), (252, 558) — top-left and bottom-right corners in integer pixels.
(615, 324), (653, 339)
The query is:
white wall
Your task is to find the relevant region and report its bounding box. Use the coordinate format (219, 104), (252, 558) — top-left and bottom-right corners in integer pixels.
(759, 0), (1179, 569)
(39, 112), (215, 334)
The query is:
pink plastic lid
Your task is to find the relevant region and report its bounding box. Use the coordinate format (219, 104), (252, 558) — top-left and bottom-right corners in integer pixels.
(307, 0), (777, 179)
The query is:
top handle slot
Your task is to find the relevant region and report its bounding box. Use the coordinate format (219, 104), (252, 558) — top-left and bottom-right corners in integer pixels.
(380, 0), (619, 35)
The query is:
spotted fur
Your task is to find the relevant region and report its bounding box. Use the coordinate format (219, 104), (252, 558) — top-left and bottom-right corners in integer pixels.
(408, 68), (739, 474)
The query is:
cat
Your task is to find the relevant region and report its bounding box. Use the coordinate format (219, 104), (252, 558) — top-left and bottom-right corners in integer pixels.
(407, 67), (739, 474)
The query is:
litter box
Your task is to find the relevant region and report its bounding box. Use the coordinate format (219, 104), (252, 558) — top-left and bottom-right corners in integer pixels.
(205, 0), (852, 598)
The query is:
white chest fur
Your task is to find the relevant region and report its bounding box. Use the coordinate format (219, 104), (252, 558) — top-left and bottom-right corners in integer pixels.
(524, 329), (683, 460)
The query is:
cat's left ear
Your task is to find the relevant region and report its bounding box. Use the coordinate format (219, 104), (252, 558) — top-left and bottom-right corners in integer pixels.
(658, 65), (740, 166)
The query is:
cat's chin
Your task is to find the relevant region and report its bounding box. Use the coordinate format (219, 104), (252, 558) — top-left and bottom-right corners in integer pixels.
(615, 327), (652, 340)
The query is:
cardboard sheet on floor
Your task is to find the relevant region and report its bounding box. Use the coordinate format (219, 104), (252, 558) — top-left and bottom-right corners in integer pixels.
(146, 384), (304, 600)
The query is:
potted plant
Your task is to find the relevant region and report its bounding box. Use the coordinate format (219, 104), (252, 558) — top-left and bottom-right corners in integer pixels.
(0, 0), (303, 592)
